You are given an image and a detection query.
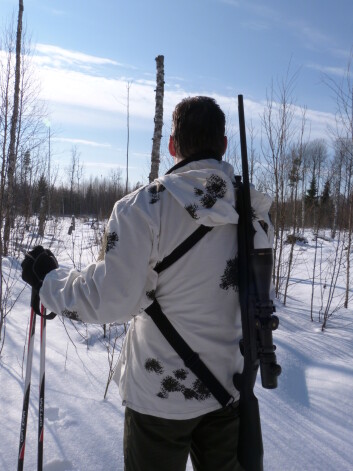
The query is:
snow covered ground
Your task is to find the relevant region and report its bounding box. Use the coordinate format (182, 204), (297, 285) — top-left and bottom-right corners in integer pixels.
(1, 218), (352, 470)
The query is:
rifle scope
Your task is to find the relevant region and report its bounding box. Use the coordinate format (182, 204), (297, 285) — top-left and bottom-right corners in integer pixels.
(237, 94), (281, 390)
(252, 248), (281, 389)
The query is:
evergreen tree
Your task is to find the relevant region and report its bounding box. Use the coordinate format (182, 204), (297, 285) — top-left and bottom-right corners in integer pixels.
(288, 156), (302, 188)
(305, 175), (318, 207)
(321, 179), (331, 206)
(319, 178), (332, 228)
(305, 174), (319, 227)
(34, 174), (48, 213)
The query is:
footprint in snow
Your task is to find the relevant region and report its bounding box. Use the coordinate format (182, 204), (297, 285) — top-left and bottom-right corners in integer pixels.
(45, 406), (60, 422)
(43, 459), (74, 470)
(45, 407), (78, 428)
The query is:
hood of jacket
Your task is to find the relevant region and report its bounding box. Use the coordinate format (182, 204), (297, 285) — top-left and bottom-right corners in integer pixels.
(156, 157), (239, 227)
(156, 156), (273, 229)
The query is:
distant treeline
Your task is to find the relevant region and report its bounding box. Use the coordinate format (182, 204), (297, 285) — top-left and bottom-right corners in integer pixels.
(17, 171), (142, 221)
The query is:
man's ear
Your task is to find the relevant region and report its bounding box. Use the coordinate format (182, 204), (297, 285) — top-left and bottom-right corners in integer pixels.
(223, 136), (228, 156)
(169, 135), (176, 157)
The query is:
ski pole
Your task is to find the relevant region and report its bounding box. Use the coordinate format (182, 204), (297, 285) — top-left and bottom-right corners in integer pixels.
(18, 289), (39, 471)
(38, 304), (46, 471)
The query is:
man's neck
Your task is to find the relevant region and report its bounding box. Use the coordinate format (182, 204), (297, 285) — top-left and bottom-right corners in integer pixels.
(173, 156), (184, 164)
(166, 154), (221, 175)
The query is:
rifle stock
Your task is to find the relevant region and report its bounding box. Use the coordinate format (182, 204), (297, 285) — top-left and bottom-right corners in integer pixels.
(234, 95), (281, 471)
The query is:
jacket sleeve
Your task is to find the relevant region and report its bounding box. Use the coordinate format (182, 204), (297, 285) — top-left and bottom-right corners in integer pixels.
(39, 196), (157, 324)
(250, 187), (274, 249)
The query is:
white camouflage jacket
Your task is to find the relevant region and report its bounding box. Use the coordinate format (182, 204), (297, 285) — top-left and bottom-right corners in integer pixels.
(40, 157), (273, 420)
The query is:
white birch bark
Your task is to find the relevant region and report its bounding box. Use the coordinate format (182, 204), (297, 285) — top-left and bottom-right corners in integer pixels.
(3, 0), (24, 254)
(149, 55), (164, 183)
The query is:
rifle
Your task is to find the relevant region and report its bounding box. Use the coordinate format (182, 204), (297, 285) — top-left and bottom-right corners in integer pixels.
(234, 95), (281, 471)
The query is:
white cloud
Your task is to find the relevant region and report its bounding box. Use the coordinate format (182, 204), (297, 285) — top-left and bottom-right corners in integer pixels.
(218, 0), (240, 6)
(218, 0), (336, 53)
(84, 161), (121, 168)
(329, 47), (353, 60)
(83, 161), (138, 171)
(28, 44), (339, 146)
(52, 137), (112, 148)
(50, 9), (67, 17)
(35, 44), (134, 68)
(306, 63), (348, 78)
(289, 21), (332, 49)
(132, 151), (152, 159)
(38, 66), (156, 119)
(242, 21), (270, 31)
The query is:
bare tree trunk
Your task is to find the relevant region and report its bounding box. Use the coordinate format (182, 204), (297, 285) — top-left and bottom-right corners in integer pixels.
(0, 47), (12, 260)
(322, 229), (346, 330)
(344, 158), (353, 308)
(48, 126), (51, 217)
(310, 235), (319, 321)
(283, 157), (299, 305)
(125, 82), (131, 194)
(322, 149), (350, 329)
(344, 193), (352, 308)
(38, 196), (46, 237)
(283, 110), (307, 305)
(345, 91), (353, 308)
(149, 55), (164, 183)
(3, 0), (24, 255)
(247, 119), (257, 184)
(283, 190), (297, 306)
(261, 70), (297, 295)
(275, 174), (286, 297)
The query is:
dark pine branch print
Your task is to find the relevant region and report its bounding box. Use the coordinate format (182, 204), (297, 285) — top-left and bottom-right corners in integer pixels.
(173, 369), (188, 381)
(192, 379), (211, 401)
(145, 358), (164, 375)
(198, 174), (227, 209)
(145, 358), (211, 401)
(106, 231), (119, 253)
(194, 188), (204, 196)
(259, 220), (269, 235)
(148, 183), (166, 204)
(185, 203), (199, 219)
(205, 174), (227, 200)
(62, 309), (81, 321)
(146, 290), (156, 301)
(220, 257), (239, 291)
(200, 193), (217, 208)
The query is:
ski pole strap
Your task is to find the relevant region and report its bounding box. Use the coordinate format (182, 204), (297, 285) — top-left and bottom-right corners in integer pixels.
(145, 224), (234, 408)
(40, 311), (57, 320)
(31, 288), (57, 319)
(145, 300), (233, 407)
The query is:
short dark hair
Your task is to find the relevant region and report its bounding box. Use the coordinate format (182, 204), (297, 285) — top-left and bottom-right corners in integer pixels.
(171, 96), (226, 160)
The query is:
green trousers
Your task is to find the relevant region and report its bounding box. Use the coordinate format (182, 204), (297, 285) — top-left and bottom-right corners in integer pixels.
(123, 403), (243, 471)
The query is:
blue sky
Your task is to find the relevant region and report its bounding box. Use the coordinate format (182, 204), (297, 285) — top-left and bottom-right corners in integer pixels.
(2, 0), (352, 184)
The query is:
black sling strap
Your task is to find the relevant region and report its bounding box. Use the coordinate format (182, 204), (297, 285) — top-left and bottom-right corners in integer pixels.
(145, 224), (234, 407)
(154, 225), (213, 273)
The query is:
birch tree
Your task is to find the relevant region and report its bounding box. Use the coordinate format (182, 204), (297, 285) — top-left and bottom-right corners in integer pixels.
(261, 69), (297, 297)
(149, 55), (164, 183)
(3, 0), (24, 255)
(125, 82), (131, 194)
(283, 108), (307, 305)
(324, 51), (353, 307)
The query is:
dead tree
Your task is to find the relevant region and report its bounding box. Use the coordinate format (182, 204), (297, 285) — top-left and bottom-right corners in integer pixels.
(149, 55), (164, 183)
(324, 52), (353, 307)
(345, 149), (353, 308)
(261, 69), (297, 298)
(283, 108), (307, 306)
(307, 140), (328, 320)
(125, 82), (131, 194)
(3, 0), (24, 255)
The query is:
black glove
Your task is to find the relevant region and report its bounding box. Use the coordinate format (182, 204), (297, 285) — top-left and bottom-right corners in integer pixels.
(21, 246), (58, 291)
